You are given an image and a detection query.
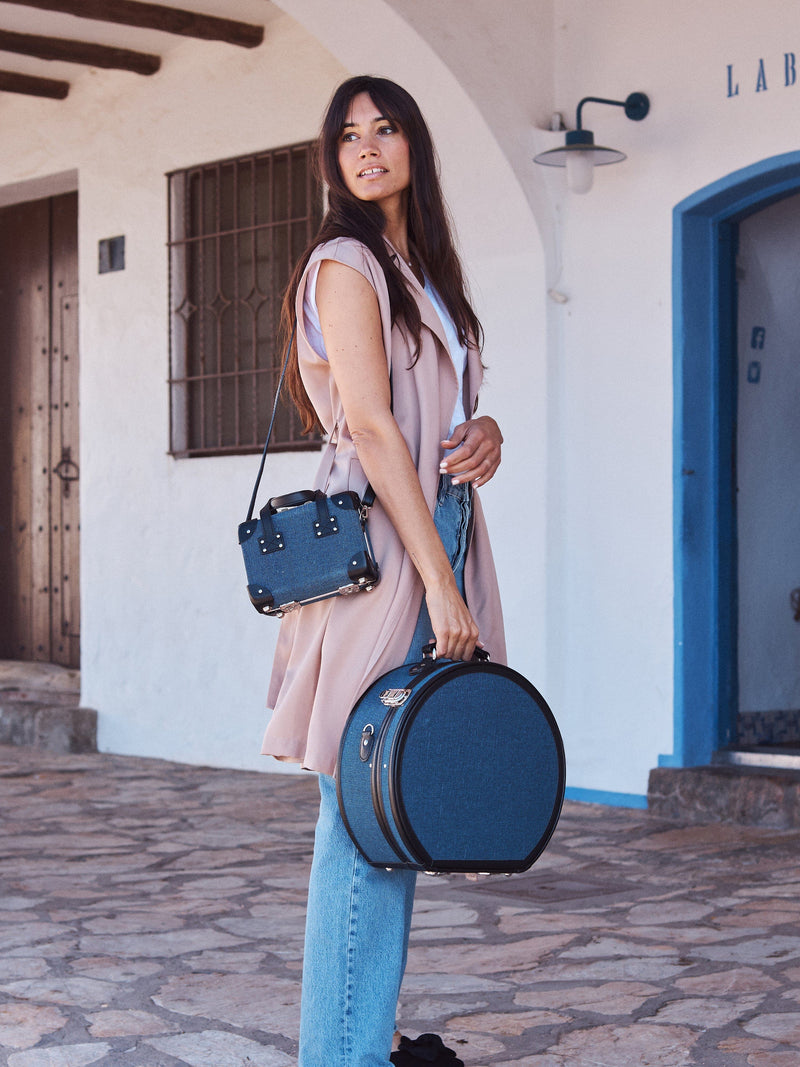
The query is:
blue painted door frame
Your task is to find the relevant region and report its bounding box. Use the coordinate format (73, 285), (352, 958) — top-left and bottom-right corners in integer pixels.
(665, 152), (800, 769)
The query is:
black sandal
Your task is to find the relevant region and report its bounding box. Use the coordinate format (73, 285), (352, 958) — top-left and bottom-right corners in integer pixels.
(390, 1033), (465, 1067)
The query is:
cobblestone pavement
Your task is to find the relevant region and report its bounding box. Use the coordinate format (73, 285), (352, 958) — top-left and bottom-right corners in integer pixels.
(1, 749), (800, 1067)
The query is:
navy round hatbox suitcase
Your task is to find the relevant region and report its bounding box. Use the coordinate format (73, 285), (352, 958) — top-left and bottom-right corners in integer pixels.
(336, 649), (566, 874)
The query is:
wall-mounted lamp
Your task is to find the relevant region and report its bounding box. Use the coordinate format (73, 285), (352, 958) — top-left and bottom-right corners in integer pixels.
(534, 92), (650, 193)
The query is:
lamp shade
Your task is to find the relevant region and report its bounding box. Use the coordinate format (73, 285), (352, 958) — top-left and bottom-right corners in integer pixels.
(533, 129), (626, 168)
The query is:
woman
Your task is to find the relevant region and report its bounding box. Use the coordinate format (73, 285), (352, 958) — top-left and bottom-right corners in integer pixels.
(261, 75), (506, 1066)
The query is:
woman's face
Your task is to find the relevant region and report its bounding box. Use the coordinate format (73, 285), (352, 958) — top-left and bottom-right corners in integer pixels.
(337, 92), (411, 215)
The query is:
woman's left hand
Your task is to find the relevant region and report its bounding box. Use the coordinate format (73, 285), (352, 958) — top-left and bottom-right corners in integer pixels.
(440, 416), (503, 488)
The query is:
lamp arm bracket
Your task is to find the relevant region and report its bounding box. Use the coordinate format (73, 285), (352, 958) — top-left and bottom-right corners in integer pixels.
(575, 92), (649, 130)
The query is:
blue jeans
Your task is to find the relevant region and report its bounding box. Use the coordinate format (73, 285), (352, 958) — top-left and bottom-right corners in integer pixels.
(299, 475), (472, 1067)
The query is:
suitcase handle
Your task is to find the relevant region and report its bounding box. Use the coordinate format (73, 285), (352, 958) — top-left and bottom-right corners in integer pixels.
(421, 641), (490, 663)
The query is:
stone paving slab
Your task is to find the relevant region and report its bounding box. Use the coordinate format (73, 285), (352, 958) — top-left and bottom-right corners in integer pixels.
(1, 749), (799, 1066)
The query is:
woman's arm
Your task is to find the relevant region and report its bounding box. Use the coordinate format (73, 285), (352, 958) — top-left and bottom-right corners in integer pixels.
(316, 258), (479, 661)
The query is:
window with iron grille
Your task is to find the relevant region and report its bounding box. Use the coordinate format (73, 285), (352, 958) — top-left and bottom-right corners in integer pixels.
(167, 142), (322, 456)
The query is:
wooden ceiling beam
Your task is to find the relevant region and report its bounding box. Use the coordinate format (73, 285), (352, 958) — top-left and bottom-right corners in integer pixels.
(0, 68), (68, 97)
(2, 1), (264, 48)
(0, 28), (160, 74)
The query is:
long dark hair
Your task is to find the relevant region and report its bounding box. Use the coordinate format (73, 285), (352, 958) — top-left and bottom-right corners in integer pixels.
(283, 76), (484, 433)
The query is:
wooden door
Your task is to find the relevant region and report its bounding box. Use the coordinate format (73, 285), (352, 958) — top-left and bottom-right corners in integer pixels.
(0, 192), (80, 667)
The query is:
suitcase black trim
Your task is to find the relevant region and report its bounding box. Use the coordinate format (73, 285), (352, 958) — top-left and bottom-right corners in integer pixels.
(370, 707), (415, 866)
(388, 662), (566, 874)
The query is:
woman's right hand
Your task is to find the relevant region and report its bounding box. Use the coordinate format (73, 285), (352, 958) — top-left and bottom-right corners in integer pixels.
(424, 578), (480, 662)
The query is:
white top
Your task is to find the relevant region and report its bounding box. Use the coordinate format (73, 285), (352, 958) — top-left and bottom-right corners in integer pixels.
(303, 261), (468, 439)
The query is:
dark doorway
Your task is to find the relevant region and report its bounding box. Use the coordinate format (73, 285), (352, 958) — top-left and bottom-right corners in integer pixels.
(734, 191), (800, 752)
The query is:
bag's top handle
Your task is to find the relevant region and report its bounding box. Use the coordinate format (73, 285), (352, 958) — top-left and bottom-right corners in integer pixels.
(245, 323), (378, 522)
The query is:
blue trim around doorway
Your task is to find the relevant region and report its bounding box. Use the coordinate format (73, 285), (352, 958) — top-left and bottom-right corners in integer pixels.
(565, 787), (648, 810)
(663, 152), (800, 769)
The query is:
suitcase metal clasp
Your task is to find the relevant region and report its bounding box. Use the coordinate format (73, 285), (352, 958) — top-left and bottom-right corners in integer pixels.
(359, 723), (375, 761)
(379, 688), (412, 708)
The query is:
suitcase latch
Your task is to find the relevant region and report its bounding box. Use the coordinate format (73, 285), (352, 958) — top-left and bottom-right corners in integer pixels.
(359, 723), (375, 761)
(379, 688), (411, 708)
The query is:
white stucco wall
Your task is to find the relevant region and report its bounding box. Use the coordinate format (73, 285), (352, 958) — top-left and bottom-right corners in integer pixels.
(4, 0), (798, 800)
(0, 3), (549, 774)
(539, 0), (800, 795)
(0, 12), (348, 768)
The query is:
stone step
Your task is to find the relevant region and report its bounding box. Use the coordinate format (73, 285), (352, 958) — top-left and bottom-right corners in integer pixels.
(0, 700), (97, 754)
(0, 659), (94, 754)
(0, 686), (84, 708)
(0, 659), (80, 698)
(648, 763), (800, 828)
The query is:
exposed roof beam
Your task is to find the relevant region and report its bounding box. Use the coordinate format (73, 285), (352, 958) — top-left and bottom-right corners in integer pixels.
(0, 28), (160, 74)
(2, 1), (264, 48)
(0, 67), (68, 97)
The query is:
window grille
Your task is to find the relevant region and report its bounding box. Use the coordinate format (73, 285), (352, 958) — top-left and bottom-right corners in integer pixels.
(168, 142), (322, 456)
